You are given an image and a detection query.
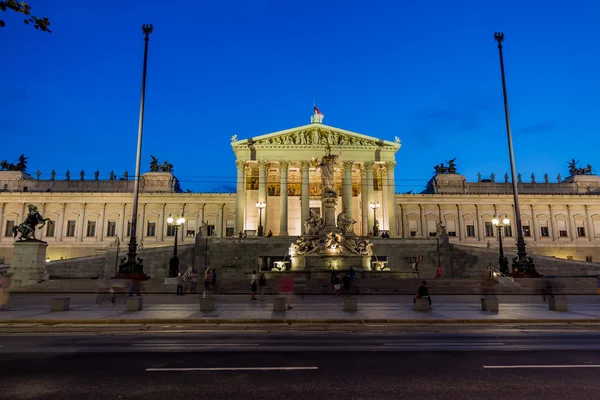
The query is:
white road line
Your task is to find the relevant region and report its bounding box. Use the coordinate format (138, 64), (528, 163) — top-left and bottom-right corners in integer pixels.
(483, 365), (600, 369)
(384, 342), (504, 346)
(132, 343), (259, 347)
(146, 367), (318, 372)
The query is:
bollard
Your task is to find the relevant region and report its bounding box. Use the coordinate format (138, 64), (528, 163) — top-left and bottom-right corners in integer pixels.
(413, 297), (430, 311)
(549, 296), (568, 312)
(126, 297), (143, 311)
(50, 297), (70, 312)
(343, 297), (358, 312)
(481, 296), (499, 312)
(200, 296), (215, 312)
(273, 297), (286, 312)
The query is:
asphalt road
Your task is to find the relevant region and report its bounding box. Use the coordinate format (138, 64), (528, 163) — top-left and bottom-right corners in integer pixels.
(2, 329), (600, 399)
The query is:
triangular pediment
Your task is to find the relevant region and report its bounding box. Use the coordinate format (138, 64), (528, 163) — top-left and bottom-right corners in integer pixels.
(231, 123), (400, 150)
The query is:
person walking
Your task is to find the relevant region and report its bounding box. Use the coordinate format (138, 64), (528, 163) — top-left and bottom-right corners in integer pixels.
(203, 267), (212, 297)
(211, 268), (217, 289)
(436, 265), (442, 279)
(342, 273), (352, 296)
(250, 270), (258, 300)
(331, 271), (341, 296)
(176, 272), (184, 296)
(279, 275), (295, 310)
(259, 273), (267, 301)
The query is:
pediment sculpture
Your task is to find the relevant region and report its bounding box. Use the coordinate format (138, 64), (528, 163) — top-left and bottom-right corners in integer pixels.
(252, 129), (380, 147)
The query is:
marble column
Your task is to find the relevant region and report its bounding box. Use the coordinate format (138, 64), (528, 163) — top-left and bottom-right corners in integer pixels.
(158, 203), (166, 242)
(37, 203), (46, 240)
(531, 205), (539, 242)
(386, 162), (397, 236)
(235, 160), (245, 235)
(218, 203), (225, 237)
(360, 166), (368, 235)
(549, 205), (557, 241)
(77, 203), (86, 241)
(475, 204), (483, 241)
(567, 205), (576, 241)
(180, 203), (186, 243)
(119, 203), (126, 239)
(196, 203), (205, 235)
(401, 204), (408, 238)
(56, 203), (66, 241)
(21, 203), (27, 224)
(258, 160), (269, 232)
(342, 161), (354, 224)
(419, 204), (426, 238)
(381, 168), (389, 231)
(301, 161), (310, 235)
(279, 161), (289, 236)
(98, 203), (106, 242)
(457, 204), (464, 241)
(585, 205), (594, 241)
(0, 203), (4, 240)
(365, 161), (375, 232)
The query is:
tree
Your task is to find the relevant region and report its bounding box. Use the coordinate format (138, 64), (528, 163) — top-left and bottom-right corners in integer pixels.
(0, 1), (50, 32)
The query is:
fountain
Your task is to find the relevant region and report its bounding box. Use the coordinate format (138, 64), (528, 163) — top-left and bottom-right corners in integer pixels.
(288, 144), (374, 271)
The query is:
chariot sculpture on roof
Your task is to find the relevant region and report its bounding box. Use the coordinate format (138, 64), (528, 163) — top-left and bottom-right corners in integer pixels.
(567, 158), (594, 176)
(433, 158), (457, 175)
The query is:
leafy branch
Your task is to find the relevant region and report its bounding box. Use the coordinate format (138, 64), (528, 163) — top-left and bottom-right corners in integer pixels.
(0, 0), (51, 32)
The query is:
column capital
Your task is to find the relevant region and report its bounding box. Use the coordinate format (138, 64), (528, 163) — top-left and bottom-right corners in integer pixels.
(235, 160), (246, 169)
(359, 165), (366, 174)
(381, 168), (388, 177)
(364, 161), (375, 170)
(343, 161), (355, 170)
(385, 161), (397, 169)
(258, 160), (269, 169)
(300, 160), (311, 169)
(219, 203), (225, 210)
(279, 160), (290, 170)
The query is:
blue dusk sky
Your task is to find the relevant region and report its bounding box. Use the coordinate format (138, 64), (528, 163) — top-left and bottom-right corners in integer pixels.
(2, 0), (599, 193)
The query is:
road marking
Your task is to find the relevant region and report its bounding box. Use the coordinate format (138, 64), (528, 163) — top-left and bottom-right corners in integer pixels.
(483, 365), (600, 369)
(384, 342), (504, 346)
(146, 367), (318, 372)
(133, 343), (259, 347)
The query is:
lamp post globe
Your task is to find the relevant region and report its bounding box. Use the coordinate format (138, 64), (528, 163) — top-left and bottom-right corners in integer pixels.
(167, 214), (185, 277)
(492, 215), (510, 275)
(370, 202), (380, 237)
(256, 202), (266, 237)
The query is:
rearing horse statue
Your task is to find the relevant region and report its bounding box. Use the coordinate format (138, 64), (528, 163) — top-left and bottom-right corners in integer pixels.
(13, 204), (53, 241)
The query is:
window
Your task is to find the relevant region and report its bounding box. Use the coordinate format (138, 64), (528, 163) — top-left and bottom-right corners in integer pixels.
(106, 221), (116, 237)
(485, 221), (494, 237)
(540, 226), (549, 237)
(127, 221), (132, 237)
(523, 225), (531, 237)
(577, 227), (586, 237)
(409, 220), (417, 237)
(4, 220), (15, 237)
(558, 220), (568, 237)
(166, 224), (176, 237)
(207, 225), (215, 236)
(446, 220), (456, 237)
(429, 232), (437, 237)
(186, 230), (195, 237)
(466, 225), (475, 237)
(66, 220), (76, 237)
(147, 222), (156, 237)
(410, 231), (417, 237)
(504, 225), (512, 237)
(226, 220), (235, 237)
(586, 256), (593, 262)
(86, 221), (96, 237)
(447, 231), (456, 237)
(46, 220), (55, 237)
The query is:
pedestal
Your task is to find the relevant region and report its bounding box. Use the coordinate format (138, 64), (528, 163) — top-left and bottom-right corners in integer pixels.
(126, 297), (143, 311)
(8, 240), (49, 288)
(343, 297), (358, 312)
(481, 296), (499, 312)
(413, 298), (430, 311)
(273, 297), (286, 311)
(321, 192), (338, 233)
(51, 297), (70, 312)
(200, 297), (215, 311)
(549, 296), (568, 312)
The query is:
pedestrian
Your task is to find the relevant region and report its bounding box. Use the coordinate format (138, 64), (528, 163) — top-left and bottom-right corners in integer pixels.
(414, 280), (432, 310)
(259, 273), (267, 301)
(342, 273), (352, 296)
(0, 274), (10, 311)
(267, 230), (273, 238)
(486, 263), (493, 277)
(96, 277), (111, 305)
(348, 266), (356, 285)
(436, 265), (442, 279)
(331, 272), (341, 296)
(250, 270), (258, 300)
(190, 270), (199, 293)
(279, 275), (295, 310)
(129, 278), (141, 297)
(211, 268), (217, 289)
(203, 267), (212, 297)
(176, 272), (184, 296)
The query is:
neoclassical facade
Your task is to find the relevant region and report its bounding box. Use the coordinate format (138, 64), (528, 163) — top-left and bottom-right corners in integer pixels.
(2, 116), (600, 264)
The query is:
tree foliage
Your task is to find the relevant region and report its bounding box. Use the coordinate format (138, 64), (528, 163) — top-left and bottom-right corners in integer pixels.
(0, 1), (51, 32)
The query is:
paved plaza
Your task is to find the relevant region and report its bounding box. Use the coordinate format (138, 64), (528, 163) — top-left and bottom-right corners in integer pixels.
(1, 294), (599, 324)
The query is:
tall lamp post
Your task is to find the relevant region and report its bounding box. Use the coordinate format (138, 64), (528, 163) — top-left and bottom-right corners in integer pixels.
(492, 215), (510, 275)
(370, 202), (380, 237)
(119, 24), (153, 277)
(494, 32), (537, 276)
(167, 214), (185, 277)
(256, 201), (265, 237)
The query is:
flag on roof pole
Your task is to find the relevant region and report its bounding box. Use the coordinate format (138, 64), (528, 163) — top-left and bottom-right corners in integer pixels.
(314, 106), (324, 118)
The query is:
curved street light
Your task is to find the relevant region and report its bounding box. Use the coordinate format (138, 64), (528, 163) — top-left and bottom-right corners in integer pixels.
(492, 214), (510, 274)
(167, 214), (185, 277)
(256, 201), (266, 237)
(370, 202), (381, 237)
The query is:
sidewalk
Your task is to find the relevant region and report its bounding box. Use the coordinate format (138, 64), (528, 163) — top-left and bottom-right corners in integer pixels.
(1, 294), (599, 324)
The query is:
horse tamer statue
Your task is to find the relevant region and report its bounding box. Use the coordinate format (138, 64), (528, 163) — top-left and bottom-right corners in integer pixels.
(13, 204), (53, 241)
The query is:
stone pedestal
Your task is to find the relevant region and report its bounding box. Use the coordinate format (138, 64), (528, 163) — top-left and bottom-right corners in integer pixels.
(549, 296), (568, 312)
(273, 297), (286, 311)
(481, 296), (499, 312)
(51, 297), (70, 312)
(321, 192), (338, 233)
(200, 297), (215, 311)
(343, 297), (358, 312)
(413, 298), (430, 311)
(8, 240), (49, 288)
(126, 297), (143, 311)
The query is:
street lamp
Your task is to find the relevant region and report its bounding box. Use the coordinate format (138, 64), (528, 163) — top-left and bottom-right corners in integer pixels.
(167, 214), (185, 277)
(494, 32), (537, 276)
(256, 201), (266, 236)
(119, 24), (153, 277)
(492, 215), (511, 275)
(370, 202), (380, 237)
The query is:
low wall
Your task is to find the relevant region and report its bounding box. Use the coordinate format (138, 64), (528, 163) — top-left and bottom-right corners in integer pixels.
(103, 244), (195, 278)
(46, 255), (105, 279)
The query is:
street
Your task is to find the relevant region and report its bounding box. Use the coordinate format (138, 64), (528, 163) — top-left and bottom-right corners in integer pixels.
(1, 326), (600, 399)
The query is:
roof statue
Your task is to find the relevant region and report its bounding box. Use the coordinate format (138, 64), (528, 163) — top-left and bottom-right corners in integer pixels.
(0, 154), (28, 172)
(568, 159), (594, 176)
(149, 155), (160, 172)
(433, 158), (457, 175)
(231, 134), (237, 142)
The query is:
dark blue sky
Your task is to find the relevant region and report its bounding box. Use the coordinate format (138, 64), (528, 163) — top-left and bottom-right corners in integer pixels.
(2, 0), (599, 193)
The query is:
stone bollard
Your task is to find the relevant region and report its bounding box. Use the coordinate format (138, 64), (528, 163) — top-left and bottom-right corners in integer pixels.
(50, 297), (70, 312)
(549, 296), (568, 312)
(481, 296), (499, 312)
(200, 296), (215, 312)
(126, 297), (143, 311)
(273, 297), (286, 312)
(343, 297), (358, 312)
(413, 297), (430, 311)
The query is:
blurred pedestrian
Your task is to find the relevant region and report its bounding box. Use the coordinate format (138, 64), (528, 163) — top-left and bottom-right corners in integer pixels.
(190, 270), (199, 293)
(342, 273), (352, 296)
(129, 278), (141, 297)
(279, 275), (295, 310)
(436, 265), (442, 279)
(259, 273), (267, 301)
(250, 270), (258, 300)
(203, 267), (212, 297)
(96, 277), (111, 305)
(0, 274), (10, 311)
(486, 263), (493, 277)
(212, 268), (217, 289)
(176, 272), (184, 296)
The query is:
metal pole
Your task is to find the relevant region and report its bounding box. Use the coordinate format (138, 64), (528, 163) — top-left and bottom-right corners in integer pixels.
(173, 225), (179, 258)
(497, 226), (504, 259)
(123, 24), (153, 275)
(494, 32), (536, 276)
(258, 208), (263, 237)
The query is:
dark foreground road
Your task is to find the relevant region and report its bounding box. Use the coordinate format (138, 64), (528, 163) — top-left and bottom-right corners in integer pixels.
(2, 329), (600, 399)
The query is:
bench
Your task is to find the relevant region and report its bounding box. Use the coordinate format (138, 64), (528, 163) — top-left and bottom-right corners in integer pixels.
(481, 296), (499, 312)
(549, 296), (568, 312)
(273, 297), (287, 311)
(126, 297), (143, 311)
(343, 297), (358, 312)
(50, 297), (70, 312)
(413, 297), (430, 311)
(200, 296), (215, 312)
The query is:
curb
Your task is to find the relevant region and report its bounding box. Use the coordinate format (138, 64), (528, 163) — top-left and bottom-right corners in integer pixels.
(1, 318), (599, 325)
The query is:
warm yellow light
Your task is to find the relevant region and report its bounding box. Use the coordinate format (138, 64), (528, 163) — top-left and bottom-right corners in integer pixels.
(370, 202), (380, 210)
(177, 217), (185, 225)
(167, 216), (174, 224)
(492, 218), (499, 226)
(45, 258), (50, 263)
(256, 201), (266, 209)
(503, 217), (510, 225)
